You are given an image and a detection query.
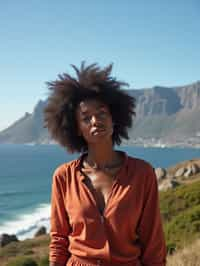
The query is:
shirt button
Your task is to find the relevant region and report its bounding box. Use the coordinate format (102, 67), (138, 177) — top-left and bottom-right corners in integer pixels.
(97, 259), (101, 265)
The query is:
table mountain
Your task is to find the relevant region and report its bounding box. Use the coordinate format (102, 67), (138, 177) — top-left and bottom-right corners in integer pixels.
(0, 81), (200, 146)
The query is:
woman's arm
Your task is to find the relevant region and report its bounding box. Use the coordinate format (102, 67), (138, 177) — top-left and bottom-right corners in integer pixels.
(138, 165), (167, 266)
(49, 169), (71, 265)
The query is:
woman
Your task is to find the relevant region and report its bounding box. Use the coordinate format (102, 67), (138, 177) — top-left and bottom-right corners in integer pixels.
(44, 63), (166, 266)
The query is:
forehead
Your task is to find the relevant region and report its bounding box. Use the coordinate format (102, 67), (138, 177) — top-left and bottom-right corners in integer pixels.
(77, 99), (108, 114)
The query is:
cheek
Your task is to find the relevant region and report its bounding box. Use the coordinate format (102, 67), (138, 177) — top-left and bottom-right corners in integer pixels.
(78, 124), (90, 138)
(76, 116), (88, 137)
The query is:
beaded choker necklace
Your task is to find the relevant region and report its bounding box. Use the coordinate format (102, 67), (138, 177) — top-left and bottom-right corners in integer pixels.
(84, 158), (122, 171)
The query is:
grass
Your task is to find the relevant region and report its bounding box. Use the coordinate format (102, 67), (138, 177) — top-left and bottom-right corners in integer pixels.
(0, 236), (49, 266)
(160, 180), (200, 222)
(159, 180), (200, 251)
(167, 238), (200, 266)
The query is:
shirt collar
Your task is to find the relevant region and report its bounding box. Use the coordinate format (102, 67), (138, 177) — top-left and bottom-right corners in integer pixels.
(74, 151), (129, 182)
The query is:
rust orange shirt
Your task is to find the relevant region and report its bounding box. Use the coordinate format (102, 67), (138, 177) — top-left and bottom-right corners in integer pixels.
(49, 152), (166, 266)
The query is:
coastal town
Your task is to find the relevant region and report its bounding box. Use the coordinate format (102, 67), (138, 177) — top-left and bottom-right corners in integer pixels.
(125, 136), (200, 148)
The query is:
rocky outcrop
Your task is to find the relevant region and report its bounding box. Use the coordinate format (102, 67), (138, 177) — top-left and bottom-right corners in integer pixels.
(155, 159), (200, 191)
(174, 163), (199, 178)
(175, 81), (200, 110)
(0, 233), (18, 247)
(133, 86), (182, 118)
(184, 164), (199, 177)
(157, 159), (200, 191)
(158, 179), (180, 191)
(175, 167), (186, 177)
(34, 226), (47, 237)
(155, 168), (167, 182)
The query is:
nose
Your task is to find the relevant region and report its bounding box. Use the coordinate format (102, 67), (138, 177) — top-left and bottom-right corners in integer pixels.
(91, 115), (98, 125)
(91, 115), (101, 126)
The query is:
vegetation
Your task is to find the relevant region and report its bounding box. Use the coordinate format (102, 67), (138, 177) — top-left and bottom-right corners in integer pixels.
(6, 257), (38, 266)
(167, 239), (200, 266)
(160, 180), (200, 221)
(160, 180), (200, 251)
(0, 236), (49, 266)
(5, 255), (49, 266)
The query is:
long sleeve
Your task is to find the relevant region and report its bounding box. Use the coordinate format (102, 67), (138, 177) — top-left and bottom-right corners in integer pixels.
(138, 165), (167, 266)
(49, 169), (71, 264)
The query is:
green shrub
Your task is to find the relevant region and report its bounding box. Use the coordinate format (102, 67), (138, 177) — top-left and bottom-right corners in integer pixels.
(6, 256), (38, 266)
(166, 242), (177, 255)
(159, 180), (200, 250)
(38, 255), (49, 266)
(160, 181), (200, 222)
(0, 242), (19, 257)
(0, 235), (50, 261)
(164, 205), (200, 249)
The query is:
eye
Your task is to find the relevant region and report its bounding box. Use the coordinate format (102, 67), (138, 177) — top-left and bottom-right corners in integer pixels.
(82, 116), (91, 123)
(97, 110), (108, 118)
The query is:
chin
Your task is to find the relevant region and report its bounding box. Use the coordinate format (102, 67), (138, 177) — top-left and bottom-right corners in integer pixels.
(89, 134), (113, 144)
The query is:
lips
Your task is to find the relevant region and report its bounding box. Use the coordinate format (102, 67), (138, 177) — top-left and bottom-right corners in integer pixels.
(91, 127), (106, 135)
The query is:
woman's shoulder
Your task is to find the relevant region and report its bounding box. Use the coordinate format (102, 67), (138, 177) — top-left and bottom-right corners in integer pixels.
(126, 155), (156, 184)
(127, 155), (154, 171)
(52, 157), (80, 180)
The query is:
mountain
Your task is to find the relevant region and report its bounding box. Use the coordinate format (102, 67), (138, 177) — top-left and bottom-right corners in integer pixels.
(0, 81), (200, 146)
(0, 100), (50, 144)
(128, 81), (200, 146)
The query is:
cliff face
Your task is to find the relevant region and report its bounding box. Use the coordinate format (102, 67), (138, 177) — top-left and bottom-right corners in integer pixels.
(130, 81), (200, 118)
(0, 100), (49, 144)
(0, 81), (200, 144)
(131, 86), (183, 117)
(174, 81), (200, 110)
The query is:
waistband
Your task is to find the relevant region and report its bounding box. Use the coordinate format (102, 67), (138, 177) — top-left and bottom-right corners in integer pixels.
(68, 254), (141, 266)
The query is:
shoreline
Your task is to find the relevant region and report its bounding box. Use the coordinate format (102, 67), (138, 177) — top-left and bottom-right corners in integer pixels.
(1, 140), (200, 149)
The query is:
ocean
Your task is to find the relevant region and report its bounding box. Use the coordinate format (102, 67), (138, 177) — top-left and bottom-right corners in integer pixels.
(0, 144), (200, 240)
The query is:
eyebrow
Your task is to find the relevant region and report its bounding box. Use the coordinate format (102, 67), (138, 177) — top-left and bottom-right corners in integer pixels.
(80, 105), (107, 115)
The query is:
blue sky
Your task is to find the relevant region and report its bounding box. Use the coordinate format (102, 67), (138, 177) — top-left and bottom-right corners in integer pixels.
(0, 0), (199, 131)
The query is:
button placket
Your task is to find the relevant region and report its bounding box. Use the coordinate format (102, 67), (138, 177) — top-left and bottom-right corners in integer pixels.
(97, 259), (101, 265)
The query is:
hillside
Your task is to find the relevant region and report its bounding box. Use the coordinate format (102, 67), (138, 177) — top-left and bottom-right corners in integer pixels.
(167, 239), (200, 266)
(0, 235), (49, 266)
(0, 101), (50, 144)
(0, 81), (200, 146)
(160, 180), (200, 251)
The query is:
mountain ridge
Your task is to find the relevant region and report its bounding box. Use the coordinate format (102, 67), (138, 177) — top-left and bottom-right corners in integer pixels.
(1, 81), (200, 146)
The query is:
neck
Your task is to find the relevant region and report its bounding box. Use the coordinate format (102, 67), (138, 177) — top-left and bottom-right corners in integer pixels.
(87, 141), (117, 167)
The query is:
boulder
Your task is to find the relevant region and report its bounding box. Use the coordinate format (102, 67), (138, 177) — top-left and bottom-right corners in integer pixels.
(34, 226), (47, 237)
(0, 233), (18, 247)
(158, 179), (180, 191)
(183, 164), (199, 177)
(155, 168), (167, 181)
(175, 163), (199, 178)
(174, 167), (186, 177)
(190, 163), (199, 175)
(184, 167), (193, 177)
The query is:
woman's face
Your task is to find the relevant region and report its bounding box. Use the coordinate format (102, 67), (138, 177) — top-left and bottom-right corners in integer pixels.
(76, 99), (113, 145)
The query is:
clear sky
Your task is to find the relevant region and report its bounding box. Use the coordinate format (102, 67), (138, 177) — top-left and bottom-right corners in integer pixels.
(0, 0), (199, 131)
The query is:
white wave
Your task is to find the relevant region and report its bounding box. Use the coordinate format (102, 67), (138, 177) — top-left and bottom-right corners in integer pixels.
(0, 203), (50, 240)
